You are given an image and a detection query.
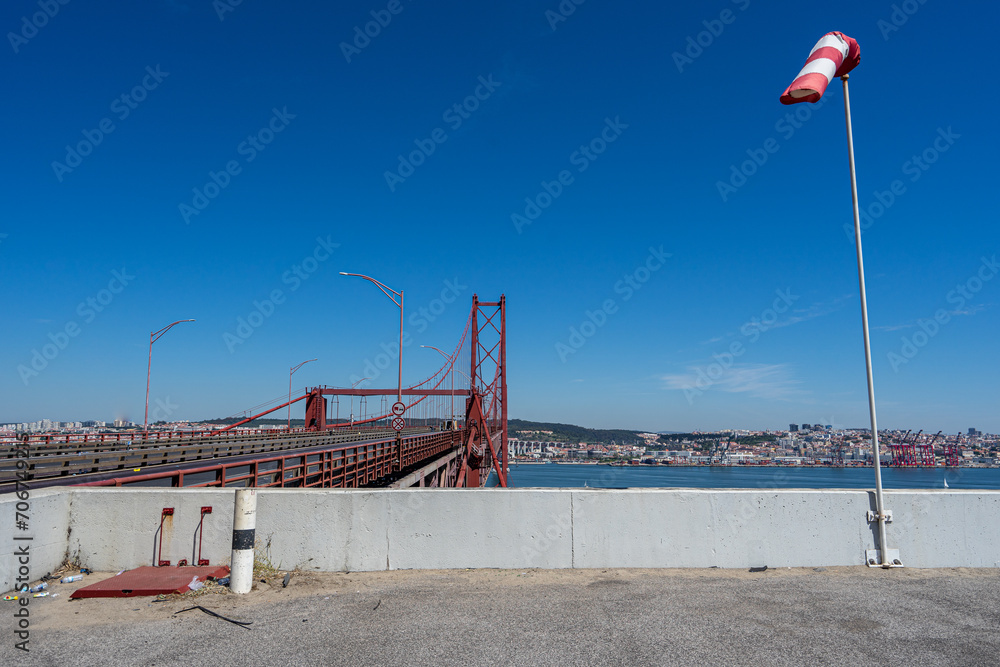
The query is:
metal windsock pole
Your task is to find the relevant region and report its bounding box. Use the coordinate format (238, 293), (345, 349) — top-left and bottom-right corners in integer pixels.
(781, 32), (899, 569)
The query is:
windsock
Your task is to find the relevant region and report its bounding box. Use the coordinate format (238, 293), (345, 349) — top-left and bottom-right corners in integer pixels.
(780, 32), (860, 105)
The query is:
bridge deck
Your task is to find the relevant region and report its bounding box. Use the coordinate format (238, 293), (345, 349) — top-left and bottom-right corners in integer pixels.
(1, 428), (461, 491)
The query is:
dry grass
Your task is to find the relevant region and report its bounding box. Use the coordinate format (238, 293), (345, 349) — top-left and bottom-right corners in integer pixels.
(252, 537), (289, 589)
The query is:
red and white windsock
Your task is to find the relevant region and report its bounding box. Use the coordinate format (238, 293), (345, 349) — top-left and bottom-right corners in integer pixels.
(780, 31), (860, 105)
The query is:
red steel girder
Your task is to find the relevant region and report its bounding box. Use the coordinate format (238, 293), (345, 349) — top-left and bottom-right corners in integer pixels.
(312, 388), (471, 396)
(469, 295), (508, 483)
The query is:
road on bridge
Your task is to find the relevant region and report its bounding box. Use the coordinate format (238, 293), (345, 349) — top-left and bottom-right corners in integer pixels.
(1, 427), (464, 492)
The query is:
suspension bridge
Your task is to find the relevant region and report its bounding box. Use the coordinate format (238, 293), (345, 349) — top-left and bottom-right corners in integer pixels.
(1, 295), (508, 493)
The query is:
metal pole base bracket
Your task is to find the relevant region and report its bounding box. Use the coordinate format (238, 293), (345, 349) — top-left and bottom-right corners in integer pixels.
(866, 549), (903, 568)
(865, 510), (902, 567)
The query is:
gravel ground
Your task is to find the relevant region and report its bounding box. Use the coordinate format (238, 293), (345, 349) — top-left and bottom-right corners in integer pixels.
(5, 567), (1000, 666)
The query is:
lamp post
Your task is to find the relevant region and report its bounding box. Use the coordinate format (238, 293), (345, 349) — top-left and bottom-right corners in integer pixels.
(349, 377), (370, 425)
(288, 359), (317, 431)
(340, 273), (404, 408)
(144, 319), (195, 439)
(420, 345), (471, 429)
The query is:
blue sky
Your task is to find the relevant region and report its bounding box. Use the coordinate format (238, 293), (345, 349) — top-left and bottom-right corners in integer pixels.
(2, 0), (997, 433)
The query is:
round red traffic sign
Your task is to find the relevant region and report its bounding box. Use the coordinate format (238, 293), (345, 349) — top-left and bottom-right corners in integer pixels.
(391, 416), (405, 431)
(391, 401), (406, 416)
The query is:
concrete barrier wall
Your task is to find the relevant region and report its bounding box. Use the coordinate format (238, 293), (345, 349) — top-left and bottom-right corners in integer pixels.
(63, 489), (577, 573)
(571, 489), (873, 568)
(0, 489), (71, 593)
(67, 488), (238, 574)
(4, 487), (1000, 590)
(888, 491), (1000, 568)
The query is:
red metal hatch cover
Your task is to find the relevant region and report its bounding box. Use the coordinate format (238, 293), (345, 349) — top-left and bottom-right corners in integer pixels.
(69, 565), (230, 599)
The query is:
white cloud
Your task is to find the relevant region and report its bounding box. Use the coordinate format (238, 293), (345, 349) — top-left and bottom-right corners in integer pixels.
(662, 363), (806, 401)
(875, 302), (990, 332)
(696, 294), (853, 347)
(768, 294), (852, 331)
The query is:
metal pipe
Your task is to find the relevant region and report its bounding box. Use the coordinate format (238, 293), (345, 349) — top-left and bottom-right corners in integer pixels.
(156, 508), (173, 566)
(842, 75), (890, 567)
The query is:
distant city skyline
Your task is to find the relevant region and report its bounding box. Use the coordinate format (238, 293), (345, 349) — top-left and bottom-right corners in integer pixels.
(2, 2), (997, 433)
(2, 416), (991, 440)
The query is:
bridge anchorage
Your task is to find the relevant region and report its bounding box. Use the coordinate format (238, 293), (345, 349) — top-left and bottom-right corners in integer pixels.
(0, 296), (508, 493)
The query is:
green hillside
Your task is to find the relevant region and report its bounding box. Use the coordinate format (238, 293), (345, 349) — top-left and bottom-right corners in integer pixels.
(507, 419), (643, 444)
(200, 416), (647, 444)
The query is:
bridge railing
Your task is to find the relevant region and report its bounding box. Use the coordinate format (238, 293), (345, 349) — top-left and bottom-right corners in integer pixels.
(68, 430), (460, 490)
(0, 427), (436, 486)
(0, 424), (405, 452)
(0, 425), (427, 460)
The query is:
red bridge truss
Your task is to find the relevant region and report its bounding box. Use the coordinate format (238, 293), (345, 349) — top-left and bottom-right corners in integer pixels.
(1, 296), (509, 492)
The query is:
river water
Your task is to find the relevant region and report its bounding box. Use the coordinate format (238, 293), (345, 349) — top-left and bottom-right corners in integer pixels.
(488, 463), (1000, 490)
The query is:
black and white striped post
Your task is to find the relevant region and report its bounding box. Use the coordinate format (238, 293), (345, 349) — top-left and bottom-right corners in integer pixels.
(230, 489), (257, 594)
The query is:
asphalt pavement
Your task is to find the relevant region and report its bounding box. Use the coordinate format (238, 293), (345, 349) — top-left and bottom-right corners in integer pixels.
(7, 567), (1000, 666)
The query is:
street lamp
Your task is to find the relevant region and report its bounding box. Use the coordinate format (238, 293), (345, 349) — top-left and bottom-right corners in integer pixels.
(288, 359), (317, 431)
(420, 345), (472, 430)
(144, 319), (195, 438)
(340, 272), (404, 408)
(349, 377), (370, 425)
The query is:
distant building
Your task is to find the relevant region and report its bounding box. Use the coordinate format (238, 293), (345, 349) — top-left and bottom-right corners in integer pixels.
(789, 424), (799, 432)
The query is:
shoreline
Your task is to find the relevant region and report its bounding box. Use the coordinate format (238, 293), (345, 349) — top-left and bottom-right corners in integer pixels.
(511, 461), (993, 469)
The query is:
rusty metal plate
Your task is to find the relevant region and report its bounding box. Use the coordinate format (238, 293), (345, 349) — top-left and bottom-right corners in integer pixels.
(69, 565), (230, 598)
